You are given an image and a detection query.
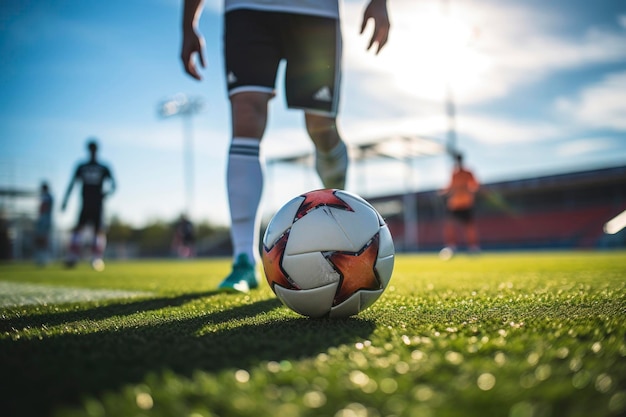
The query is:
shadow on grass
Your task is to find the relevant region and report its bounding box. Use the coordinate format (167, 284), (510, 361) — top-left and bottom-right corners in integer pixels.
(0, 290), (223, 332)
(0, 294), (376, 417)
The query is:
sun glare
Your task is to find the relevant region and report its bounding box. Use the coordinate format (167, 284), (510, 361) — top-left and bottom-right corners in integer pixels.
(361, 4), (491, 103)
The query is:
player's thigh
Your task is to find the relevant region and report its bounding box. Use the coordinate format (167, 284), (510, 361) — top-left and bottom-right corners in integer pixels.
(283, 14), (341, 115)
(224, 10), (281, 96)
(452, 208), (473, 224)
(81, 203), (103, 231)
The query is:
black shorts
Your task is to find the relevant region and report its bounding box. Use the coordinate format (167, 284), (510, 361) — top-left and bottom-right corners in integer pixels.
(78, 201), (104, 232)
(224, 9), (341, 116)
(449, 208), (474, 224)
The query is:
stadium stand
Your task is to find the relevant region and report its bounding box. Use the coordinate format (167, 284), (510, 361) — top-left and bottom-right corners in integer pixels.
(371, 165), (626, 251)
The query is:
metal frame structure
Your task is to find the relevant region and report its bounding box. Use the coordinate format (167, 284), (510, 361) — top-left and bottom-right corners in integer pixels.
(266, 134), (448, 251)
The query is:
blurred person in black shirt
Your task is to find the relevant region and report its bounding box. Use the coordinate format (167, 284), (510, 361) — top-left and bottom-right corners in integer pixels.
(61, 139), (116, 270)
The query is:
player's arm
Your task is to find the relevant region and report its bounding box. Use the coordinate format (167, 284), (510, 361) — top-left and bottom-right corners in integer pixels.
(181, 0), (206, 80)
(104, 167), (117, 198)
(468, 172), (480, 193)
(360, 0), (390, 54)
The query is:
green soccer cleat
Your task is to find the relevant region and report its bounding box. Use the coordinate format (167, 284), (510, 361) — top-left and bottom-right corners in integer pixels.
(218, 254), (260, 293)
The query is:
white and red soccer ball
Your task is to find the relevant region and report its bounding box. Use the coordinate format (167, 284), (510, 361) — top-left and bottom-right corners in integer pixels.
(262, 189), (395, 318)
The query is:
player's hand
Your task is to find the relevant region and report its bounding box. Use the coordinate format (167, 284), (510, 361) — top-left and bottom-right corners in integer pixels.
(360, 0), (390, 54)
(181, 28), (206, 80)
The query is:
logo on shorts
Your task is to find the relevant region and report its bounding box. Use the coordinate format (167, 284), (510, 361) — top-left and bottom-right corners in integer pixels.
(313, 86), (332, 102)
(227, 72), (238, 84)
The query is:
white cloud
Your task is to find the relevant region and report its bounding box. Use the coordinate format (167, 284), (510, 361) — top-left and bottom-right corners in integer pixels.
(555, 138), (618, 157)
(457, 114), (562, 144)
(330, 0), (626, 153)
(341, 0), (626, 108)
(555, 71), (626, 131)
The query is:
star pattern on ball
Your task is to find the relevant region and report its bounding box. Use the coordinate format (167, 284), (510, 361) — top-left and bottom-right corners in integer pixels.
(296, 189), (354, 220)
(262, 233), (300, 290)
(327, 233), (381, 305)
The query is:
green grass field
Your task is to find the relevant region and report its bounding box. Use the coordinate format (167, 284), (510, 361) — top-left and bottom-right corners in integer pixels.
(1, 251), (625, 417)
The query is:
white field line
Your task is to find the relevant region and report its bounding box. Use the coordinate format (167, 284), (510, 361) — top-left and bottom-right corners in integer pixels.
(0, 282), (153, 308)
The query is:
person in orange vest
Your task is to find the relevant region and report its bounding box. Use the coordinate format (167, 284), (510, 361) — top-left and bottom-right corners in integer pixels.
(439, 152), (480, 258)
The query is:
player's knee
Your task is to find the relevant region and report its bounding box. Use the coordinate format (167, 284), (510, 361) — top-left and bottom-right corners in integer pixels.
(306, 115), (340, 150)
(306, 115), (335, 135)
(230, 92), (271, 137)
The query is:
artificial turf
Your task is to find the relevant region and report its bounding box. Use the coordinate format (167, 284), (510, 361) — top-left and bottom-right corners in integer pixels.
(0, 250), (625, 417)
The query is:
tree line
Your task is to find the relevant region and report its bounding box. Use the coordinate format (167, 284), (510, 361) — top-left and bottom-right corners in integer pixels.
(106, 215), (231, 258)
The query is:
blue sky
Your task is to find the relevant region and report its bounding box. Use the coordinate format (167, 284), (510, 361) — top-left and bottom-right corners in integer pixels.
(1, 0), (625, 229)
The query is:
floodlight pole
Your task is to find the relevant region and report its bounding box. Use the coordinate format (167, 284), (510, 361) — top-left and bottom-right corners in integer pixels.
(157, 94), (203, 218)
(441, 0), (458, 157)
(445, 84), (457, 155)
(182, 116), (194, 215)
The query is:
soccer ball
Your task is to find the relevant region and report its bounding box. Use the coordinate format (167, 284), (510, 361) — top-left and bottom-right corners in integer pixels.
(262, 189), (395, 318)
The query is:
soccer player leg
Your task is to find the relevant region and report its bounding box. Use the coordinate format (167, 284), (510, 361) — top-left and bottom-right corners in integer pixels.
(94, 232), (107, 258)
(286, 14), (344, 189)
(70, 229), (82, 253)
(90, 207), (106, 271)
(222, 8), (277, 290)
(65, 230), (81, 267)
(307, 114), (348, 190)
(465, 210), (480, 252)
(222, 137), (263, 292)
(35, 218), (51, 266)
(66, 212), (86, 266)
(443, 210), (458, 251)
(220, 91), (271, 291)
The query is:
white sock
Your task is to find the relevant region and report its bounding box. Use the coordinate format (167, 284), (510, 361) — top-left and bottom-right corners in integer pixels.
(94, 233), (106, 258)
(316, 140), (348, 189)
(227, 137), (263, 264)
